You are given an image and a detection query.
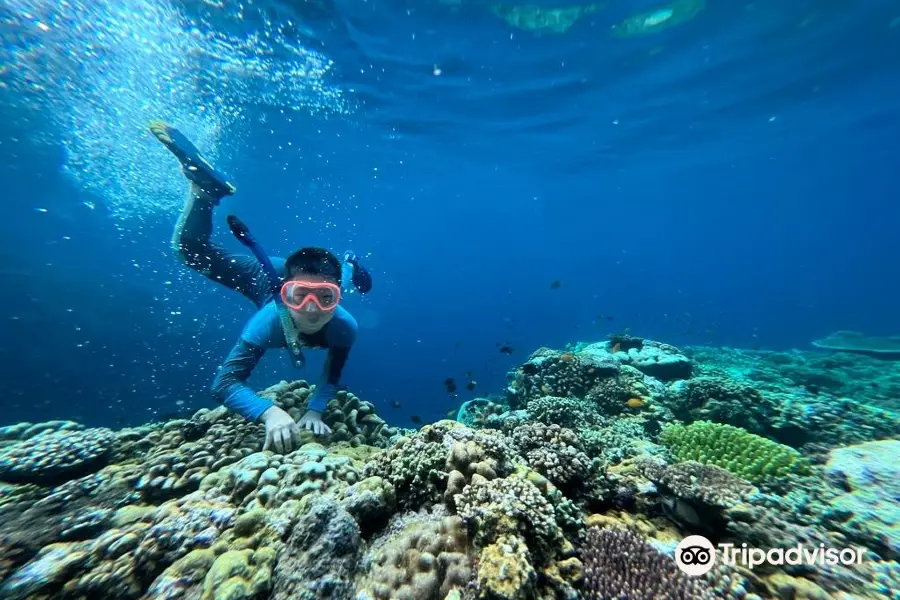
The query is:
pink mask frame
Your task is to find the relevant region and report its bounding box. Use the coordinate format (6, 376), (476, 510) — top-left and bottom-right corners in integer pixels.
(280, 280), (341, 312)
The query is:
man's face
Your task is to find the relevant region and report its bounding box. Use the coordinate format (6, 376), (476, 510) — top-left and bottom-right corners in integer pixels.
(282, 273), (340, 333)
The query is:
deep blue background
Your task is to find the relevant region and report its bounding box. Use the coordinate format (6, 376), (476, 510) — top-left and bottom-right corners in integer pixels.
(1, 0), (899, 427)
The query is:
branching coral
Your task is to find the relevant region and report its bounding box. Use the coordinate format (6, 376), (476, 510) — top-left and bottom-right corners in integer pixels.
(659, 421), (809, 482)
(363, 421), (516, 512)
(509, 423), (591, 488)
(581, 526), (717, 599)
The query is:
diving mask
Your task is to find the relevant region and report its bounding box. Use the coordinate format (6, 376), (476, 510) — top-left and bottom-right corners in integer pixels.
(280, 280), (341, 312)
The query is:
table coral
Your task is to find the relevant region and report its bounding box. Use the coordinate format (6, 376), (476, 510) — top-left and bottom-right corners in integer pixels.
(579, 337), (692, 381)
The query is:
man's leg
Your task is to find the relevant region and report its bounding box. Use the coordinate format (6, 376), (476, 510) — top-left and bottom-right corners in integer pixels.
(171, 184), (273, 307)
(150, 121), (272, 308)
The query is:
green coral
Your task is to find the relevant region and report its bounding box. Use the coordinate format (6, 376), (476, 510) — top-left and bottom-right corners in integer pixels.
(659, 421), (809, 483)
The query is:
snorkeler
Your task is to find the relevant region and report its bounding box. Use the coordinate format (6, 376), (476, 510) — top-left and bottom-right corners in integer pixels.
(148, 120), (373, 454)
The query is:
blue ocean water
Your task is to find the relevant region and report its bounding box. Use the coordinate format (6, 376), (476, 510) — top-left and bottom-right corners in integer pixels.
(1, 0), (899, 428)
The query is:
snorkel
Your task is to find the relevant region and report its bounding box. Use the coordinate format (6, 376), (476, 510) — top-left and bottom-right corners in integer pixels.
(226, 215), (279, 293)
(227, 214), (306, 368)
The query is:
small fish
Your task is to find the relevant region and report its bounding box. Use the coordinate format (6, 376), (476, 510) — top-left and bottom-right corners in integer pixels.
(498, 344), (515, 354)
(626, 397), (644, 408)
(560, 352), (575, 362)
(550, 280), (562, 289)
(521, 363), (539, 375)
(444, 377), (457, 393)
(390, 400), (401, 409)
(446, 409), (457, 418)
(611, 342), (621, 353)
(410, 415), (422, 424)
(541, 384), (552, 394)
(465, 370), (473, 378)
(465, 380), (477, 392)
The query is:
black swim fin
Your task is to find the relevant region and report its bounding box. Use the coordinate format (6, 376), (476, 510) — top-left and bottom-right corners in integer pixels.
(148, 120), (236, 199)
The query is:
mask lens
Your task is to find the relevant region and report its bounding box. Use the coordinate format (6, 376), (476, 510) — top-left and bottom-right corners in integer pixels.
(314, 288), (337, 307)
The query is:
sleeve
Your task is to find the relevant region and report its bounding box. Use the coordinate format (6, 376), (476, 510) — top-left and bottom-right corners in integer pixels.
(306, 308), (358, 412)
(210, 339), (274, 421)
(210, 304), (282, 421)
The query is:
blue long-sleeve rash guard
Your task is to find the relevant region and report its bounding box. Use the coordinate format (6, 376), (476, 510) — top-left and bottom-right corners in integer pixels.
(210, 257), (358, 422)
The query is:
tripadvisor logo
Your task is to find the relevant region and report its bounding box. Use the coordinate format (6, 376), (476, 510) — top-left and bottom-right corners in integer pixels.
(674, 535), (867, 576)
(675, 535), (717, 576)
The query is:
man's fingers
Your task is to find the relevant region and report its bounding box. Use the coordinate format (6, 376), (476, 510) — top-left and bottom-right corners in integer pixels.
(273, 428), (285, 454)
(290, 424), (302, 447)
(281, 427), (294, 454)
(284, 427), (297, 453)
(263, 434), (272, 452)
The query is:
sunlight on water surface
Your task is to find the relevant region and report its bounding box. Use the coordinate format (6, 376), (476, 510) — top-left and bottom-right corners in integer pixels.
(1, 0), (349, 220)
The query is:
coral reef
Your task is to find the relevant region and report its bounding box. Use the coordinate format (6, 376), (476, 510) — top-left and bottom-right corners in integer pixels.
(1, 338), (898, 600)
(259, 380), (397, 447)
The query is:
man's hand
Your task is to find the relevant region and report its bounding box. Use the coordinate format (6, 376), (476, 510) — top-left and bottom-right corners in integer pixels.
(261, 406), (302, 454)
(298, 409), (332, 436)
